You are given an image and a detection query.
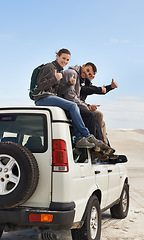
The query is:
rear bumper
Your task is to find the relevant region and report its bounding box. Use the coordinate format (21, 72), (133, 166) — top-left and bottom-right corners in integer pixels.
(0, 205), (75, 231)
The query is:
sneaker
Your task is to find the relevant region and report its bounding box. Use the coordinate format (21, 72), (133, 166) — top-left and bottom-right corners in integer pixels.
(87, 134), (115, 152)
(103, 148), (115, 155)
(75, 137), (95, 149)
(93, 146), (101, 152)
(109, 154), (118, 159)
(90, 149), (109, 161)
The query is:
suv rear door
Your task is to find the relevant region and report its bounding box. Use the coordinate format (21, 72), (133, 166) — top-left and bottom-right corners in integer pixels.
(0, 107), (53, 208)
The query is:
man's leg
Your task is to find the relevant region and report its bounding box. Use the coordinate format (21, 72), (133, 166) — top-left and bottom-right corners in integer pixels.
(78, 105), (104, 141)
(94, 110), (108, 144)
(35, 96), (90, 139)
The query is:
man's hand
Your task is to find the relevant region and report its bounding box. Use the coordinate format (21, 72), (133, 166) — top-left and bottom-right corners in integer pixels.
(87, 105), (100, 111)
(55, 70), (63, 81)
(70, 74), (76, 85)
(101, 85), (106, 93)
(111, 79), (118, 89)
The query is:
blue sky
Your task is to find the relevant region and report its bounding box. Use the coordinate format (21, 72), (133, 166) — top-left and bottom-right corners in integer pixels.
(0, 0), (144, 129)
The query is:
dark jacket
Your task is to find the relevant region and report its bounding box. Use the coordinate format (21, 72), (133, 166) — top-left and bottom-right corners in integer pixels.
(80, 78), (113, 102)
(34, 60), (72, 102)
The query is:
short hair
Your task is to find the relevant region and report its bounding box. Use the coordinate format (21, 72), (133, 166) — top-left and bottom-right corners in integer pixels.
(85, 62), (97, 74)
(56, 48), (71, 56)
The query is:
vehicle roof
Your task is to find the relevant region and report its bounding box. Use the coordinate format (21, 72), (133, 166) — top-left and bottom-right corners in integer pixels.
(0, 106), (70, 122)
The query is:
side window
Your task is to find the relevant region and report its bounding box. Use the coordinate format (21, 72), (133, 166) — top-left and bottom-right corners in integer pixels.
(70, 127), (88, 163)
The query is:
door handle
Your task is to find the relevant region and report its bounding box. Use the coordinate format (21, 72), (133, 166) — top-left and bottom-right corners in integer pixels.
(108, 169), (112, 173)
(95, 170), (101, 174)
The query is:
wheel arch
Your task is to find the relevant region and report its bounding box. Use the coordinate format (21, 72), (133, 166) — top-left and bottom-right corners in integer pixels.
(81, 189), (101, 222)
(121, 177), (129, 196)
(124, 177), (129, 185)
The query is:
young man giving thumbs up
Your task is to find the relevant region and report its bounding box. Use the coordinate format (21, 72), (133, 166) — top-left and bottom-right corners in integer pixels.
(61, 63), (118, 145)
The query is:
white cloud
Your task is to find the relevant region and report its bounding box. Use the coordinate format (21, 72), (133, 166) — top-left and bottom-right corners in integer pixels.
(110, 38), (119, 44)
(109, 38), (129, 45)
(122, 39), (129, 43)
(115, 96), (141, 101)
(88, 95), (144, 129)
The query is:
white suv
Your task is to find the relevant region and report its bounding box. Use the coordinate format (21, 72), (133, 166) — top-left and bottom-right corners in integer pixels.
(0, 106), (129, 240)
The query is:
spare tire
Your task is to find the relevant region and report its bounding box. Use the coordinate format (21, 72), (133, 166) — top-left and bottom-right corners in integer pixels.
(0, 142), (39, 209)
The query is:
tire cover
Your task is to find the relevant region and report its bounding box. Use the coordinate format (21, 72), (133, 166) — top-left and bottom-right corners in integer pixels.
(0, 142), (39, 209)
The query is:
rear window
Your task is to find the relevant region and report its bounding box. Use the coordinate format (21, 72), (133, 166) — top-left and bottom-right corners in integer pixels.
(0, 113), (47, 152)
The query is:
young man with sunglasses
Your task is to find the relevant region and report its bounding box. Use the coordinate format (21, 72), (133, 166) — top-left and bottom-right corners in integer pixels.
(61, 63), (104, 142)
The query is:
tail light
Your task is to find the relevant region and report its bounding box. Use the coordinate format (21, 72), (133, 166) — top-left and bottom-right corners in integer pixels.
(29, 213), (53, 222)
(52, 139), (69, 172)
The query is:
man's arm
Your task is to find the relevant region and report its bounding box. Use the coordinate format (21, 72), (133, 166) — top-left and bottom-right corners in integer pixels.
(80, 79), (118, 101)
(80, 85), (103, 101)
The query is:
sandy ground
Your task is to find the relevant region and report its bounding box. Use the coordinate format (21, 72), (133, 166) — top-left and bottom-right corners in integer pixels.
(101, 129), (144, 240)
(1, 129), (144, 239)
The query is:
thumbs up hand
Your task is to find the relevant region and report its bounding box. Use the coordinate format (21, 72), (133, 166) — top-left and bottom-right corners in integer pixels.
(55, 70), (62, 81)
(70, 74), (76, 85)
(111, 79), (118, 89)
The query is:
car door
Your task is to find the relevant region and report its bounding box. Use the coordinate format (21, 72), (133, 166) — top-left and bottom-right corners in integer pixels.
(105, 163), (120, 206)
(91, 156), (109, 209)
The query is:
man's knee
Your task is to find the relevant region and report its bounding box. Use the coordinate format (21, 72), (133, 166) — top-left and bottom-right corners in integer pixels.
(94, 110), (103, 123)
(82, 109), (97, 121)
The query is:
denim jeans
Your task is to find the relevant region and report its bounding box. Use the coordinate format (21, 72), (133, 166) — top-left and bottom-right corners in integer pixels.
(35, 96), (90, 140)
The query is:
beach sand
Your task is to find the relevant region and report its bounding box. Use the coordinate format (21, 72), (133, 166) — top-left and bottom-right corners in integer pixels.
(1, 129), (144, 239)
(101, 129), (144, 240)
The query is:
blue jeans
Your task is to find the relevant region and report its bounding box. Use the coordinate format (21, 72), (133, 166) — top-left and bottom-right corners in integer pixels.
(35, 96), (90, 140)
